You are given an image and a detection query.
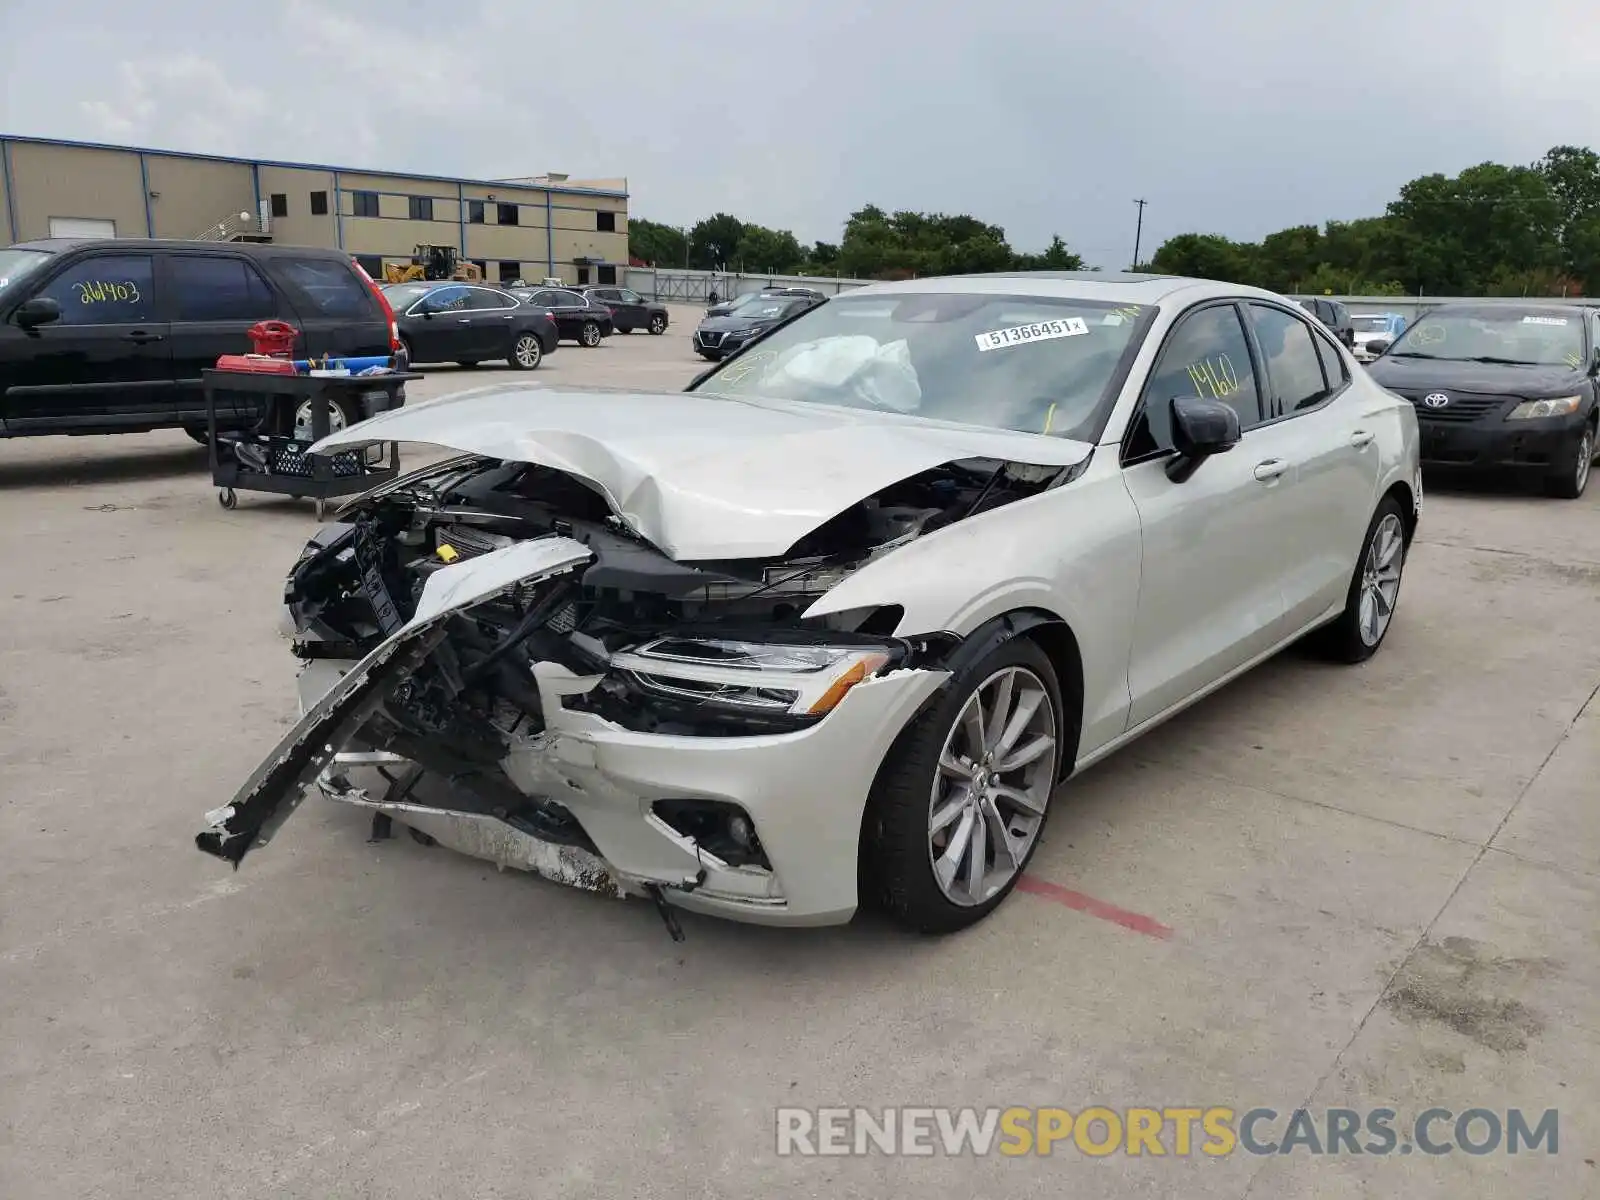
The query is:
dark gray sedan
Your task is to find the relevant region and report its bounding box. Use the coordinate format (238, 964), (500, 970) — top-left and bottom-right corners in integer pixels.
(383, 282), (559, 369)
(692, 293), (822, 360)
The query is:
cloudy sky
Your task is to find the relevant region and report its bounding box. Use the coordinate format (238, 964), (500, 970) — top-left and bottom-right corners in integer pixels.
(4, 0), (1599, 266)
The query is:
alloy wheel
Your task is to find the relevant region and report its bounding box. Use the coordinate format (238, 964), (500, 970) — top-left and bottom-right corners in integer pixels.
(927, 666), (1057, 906)
(580, 322), (601, 347)
(1576, 428), (1593, 494)
(1358, 513), (1405, 647)
(513, 333), (541, 368)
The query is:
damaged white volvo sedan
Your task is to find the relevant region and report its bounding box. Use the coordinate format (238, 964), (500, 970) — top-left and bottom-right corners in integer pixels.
(197, 273), (1421, 935)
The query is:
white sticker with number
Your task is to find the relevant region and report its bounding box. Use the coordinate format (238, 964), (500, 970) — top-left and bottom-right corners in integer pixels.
(1522, 315), (1568, 326)
(974, 317), (1089, 352)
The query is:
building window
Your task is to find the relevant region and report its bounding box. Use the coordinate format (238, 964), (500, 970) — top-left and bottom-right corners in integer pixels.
(597, 264), (617, 284)
(309, 190), (329, 215)
(497, 202), (519, 226)
(576, 266), (590, 285)
(468, 200), (485, 224)
(269, 193), (289, 219)
(596, 210), (616, 233)
(354, 254), (384, 279)
(408, 196), (434, 222)
(352, 191), (380, 218)
(498, 261), (522, 283)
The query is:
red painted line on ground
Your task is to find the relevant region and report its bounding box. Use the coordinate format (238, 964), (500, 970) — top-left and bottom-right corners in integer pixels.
(1016, 874), (1173, 940)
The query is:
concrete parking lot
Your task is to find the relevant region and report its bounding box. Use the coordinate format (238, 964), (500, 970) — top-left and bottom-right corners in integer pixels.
(2, 306), (1598, 1199)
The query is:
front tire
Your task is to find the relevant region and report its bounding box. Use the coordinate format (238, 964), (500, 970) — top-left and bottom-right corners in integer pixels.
(1314, 496), (1408, 663)
(509, 331), (543, 370)
(579, 321), (602, 348)
(1543, 420), (1594, 499)
(864, 636), (1063, 934)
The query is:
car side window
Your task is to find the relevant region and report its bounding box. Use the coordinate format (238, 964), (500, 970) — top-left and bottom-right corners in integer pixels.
(1126, 304), (1262, 459)
(170, 255), (277, 322)
(34, 254), (156, 325)
(1247, 303), (1333, 415)
(1313, 331), (1348, 390)
(277, 257), (374, 318)
(465, 288), (513, 311)
(424, 286), (470, 312)
(619, 289), (643, 303)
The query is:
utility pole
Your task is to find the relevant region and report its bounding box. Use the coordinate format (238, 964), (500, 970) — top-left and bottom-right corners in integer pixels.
(1131, 199), (1148, 270)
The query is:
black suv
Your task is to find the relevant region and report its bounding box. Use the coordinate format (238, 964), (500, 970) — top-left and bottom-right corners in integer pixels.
(578, 286), (669, 335)
(0, 239), (402, 440)
(1298, 297), (1356, 349)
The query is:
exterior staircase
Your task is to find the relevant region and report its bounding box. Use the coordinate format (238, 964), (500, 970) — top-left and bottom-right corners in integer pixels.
(192, 208), (272, 243)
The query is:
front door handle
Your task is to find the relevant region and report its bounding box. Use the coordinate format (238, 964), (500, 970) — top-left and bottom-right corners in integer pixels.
(1253, 459), (1288, 482)
(1349, 429), (1375, 449)
(457, 318), (472, 325)
(124, 331), (164, 343)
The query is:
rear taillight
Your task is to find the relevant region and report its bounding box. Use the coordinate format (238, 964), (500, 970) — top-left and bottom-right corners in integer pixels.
(352, 258), (403, 353)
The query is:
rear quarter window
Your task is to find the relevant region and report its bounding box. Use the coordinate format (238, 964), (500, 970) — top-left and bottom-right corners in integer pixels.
(276, 257), (376, 319)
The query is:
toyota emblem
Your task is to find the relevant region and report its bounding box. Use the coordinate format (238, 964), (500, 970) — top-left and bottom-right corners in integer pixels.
(1423, 393), (1450, 408)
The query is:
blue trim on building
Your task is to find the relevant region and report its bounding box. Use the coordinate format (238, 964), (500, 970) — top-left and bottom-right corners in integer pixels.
(332, 170), (344, 249)
(0, 131), (628, 199)
(457, 181), (466, 254)
(138, 152), (153, 236)
(546, 192), (554, 274)
(1, 138), (17, 243)
(250, 163), (261, 232)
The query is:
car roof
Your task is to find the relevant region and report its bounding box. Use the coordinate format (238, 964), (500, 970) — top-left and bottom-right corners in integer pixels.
(12, 237), (351, 258)
(848, 270), (1288, 307)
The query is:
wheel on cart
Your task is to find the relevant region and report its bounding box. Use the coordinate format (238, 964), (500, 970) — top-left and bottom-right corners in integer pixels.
(218, 488), (237, 510)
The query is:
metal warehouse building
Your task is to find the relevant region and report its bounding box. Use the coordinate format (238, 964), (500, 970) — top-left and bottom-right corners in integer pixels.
(0, 134), (629, 286)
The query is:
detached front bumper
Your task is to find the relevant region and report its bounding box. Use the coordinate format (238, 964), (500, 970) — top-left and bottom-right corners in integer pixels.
(298, 657), (944, 925)
(1418, 412), (1586, 471)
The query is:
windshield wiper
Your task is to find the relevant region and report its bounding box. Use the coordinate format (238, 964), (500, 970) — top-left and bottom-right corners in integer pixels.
(1461, 355), (1539, 366)
(1388, 351), (1442, 359)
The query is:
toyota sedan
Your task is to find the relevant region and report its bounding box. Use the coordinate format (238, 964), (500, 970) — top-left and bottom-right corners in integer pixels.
(197, 272), (1421, 937)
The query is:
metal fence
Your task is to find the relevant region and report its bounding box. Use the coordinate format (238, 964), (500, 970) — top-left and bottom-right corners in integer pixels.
(624, 267), (870, 303)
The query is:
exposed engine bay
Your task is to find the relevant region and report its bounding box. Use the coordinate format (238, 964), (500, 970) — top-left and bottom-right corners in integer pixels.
(286, 452), (1064, 736)
(198, 450), (1069, 916)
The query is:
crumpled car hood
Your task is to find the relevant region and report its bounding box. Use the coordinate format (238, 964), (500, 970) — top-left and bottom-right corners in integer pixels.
(312, 386), (1092, 561)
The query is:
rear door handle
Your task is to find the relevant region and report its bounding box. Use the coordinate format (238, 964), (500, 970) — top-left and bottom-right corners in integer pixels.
(1253, 459), (1288, 482)
(124, 331), (164, 343)
(457, 318), (472, 325)
(1350, 429), (1375, 449)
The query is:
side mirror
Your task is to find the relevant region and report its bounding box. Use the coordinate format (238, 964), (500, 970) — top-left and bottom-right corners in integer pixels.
(14, 296), (61, 329)
(1166, 395), (1241, 483)
(1367, 338), (1391, 357)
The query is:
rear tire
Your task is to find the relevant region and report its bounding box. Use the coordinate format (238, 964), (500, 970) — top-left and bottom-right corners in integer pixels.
(509, 331), (543, 371)
(1543, 421), (1594, 499)
(1312, 496), (1408, 663)
(648, 314), (667, 335)
(864, 636), (1064, 934)
(579, 321), (602, 348)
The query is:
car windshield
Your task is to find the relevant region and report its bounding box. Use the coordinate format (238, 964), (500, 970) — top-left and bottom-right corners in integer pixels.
(0, 248), (53, 298)
(384, 283), (432, 310)
(692, 291), (1148, 440)
(1387, 307), (1587, 366)
(1351, 315), (1392, 333)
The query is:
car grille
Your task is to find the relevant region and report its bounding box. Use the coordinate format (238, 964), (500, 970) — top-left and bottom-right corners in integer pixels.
(1400, 391), (1510, 424)
(697, 330), (724, 347)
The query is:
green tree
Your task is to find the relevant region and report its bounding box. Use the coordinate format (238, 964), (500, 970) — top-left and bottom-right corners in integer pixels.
(1149, 233), (1257, 283)
(1012, 234), (1085, 271)
(627, 217), (688, 267)
(734, 223), (805, 273)
(688, 212), (745, 270)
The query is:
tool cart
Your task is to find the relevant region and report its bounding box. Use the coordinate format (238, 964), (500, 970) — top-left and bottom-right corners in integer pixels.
(204, 366), (421, 519)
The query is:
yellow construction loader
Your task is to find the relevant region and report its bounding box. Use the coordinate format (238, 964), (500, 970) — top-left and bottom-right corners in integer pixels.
(383, 245), (483, 284)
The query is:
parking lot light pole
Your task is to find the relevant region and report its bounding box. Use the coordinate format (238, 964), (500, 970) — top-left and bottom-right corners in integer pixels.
(1131, 198), (1148, 270)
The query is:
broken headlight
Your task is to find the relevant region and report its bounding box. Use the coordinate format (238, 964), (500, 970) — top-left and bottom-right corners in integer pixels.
(609, 637), (894, 720)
